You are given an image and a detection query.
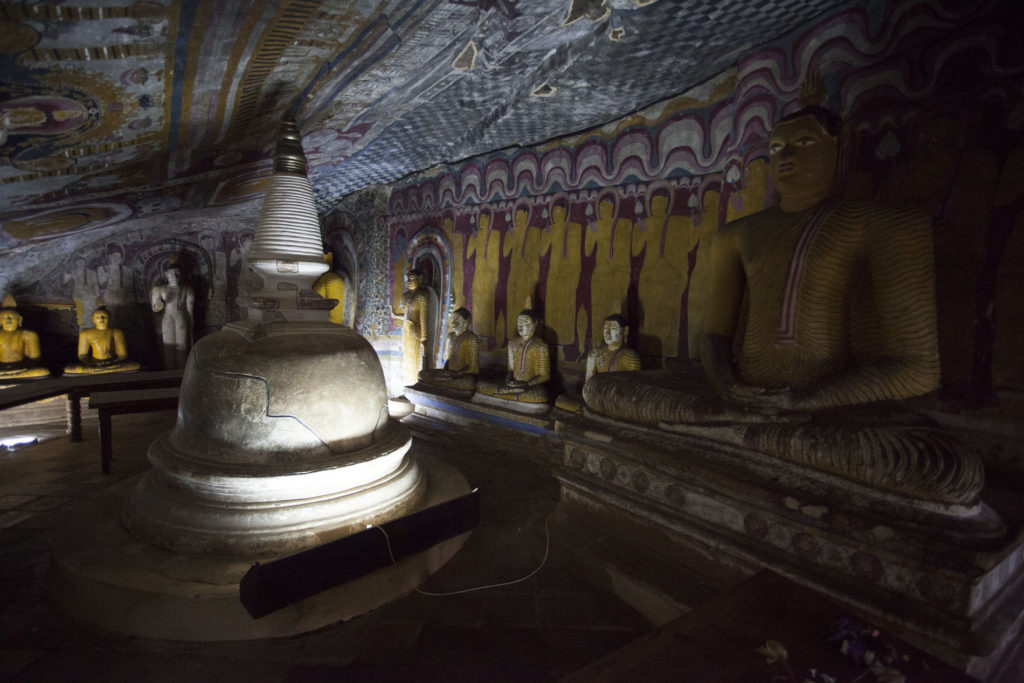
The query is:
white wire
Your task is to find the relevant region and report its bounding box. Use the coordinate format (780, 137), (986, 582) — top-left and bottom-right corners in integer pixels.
(366, 511), (551, 596)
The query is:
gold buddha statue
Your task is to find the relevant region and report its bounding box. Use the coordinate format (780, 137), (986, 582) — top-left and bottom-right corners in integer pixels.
(584, 106), (982, 505)
(475, 304), (551, 408)
(418, 307), (479, 393)
(312, 252), (346, 325)
(392, 268), (432, 387)
(64, 300), (141, 375)
(557, 314), (641, 413)
(0, 295), (50, 379)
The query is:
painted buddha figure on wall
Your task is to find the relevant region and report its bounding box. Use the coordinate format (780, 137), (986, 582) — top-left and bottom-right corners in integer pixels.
(0, 295), (50, 379)
(418, 307), (479, 394)
(475, 305), (551, 412)
(64, 301), (141, 375)
(584, 105), (982, 505)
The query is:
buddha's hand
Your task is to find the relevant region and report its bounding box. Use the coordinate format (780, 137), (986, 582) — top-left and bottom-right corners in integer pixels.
(723, 383), (795, 411)
(498, 380), (527, 395)
(152, 299), (165, 312)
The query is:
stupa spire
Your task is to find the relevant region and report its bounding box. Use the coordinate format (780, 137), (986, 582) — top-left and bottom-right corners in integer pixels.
(242, 116), (331, 321)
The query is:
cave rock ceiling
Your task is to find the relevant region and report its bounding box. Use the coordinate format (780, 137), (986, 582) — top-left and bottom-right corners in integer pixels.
(0, 0), (843, 244)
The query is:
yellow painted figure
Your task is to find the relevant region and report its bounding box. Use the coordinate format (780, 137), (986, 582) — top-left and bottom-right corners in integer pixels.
(504, 206), (541, 344)
(540, 199), (583, 347)
(464, 209), (500, 339)
(476, 308), (551, 404)
(313, 253), (346, 325)
(64, 303), (140, 375)
(392, 268), (432, 387)
(0, 295), (50, 378)
(418, 307), (479, 392)
(585, 195), (632, 331)
(632, 189), (697, 358)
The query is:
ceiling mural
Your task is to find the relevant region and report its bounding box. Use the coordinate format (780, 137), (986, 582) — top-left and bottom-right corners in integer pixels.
(0, 0), (847, 245)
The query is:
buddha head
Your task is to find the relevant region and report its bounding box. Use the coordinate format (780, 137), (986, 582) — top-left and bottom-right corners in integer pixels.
(165, 262), (182, 287)
(405, 268), (423, 291)
(516, 309), (539, 340)
(92, 306), (111, 331)
(451, 307), (470, 335)
(551, 203), (567, 224)
(1, 297), (21, 332)
(602, 314), (628, 349)
(478, 210), (491, 232)
(768, 106), (842, 209)
(106, 242), (124, 266)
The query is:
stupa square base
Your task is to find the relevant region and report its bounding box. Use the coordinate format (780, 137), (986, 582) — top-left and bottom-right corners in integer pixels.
(49, 454), (470, 641)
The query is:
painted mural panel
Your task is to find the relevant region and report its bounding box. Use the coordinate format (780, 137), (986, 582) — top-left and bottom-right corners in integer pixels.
(382, 0), (1024, 399)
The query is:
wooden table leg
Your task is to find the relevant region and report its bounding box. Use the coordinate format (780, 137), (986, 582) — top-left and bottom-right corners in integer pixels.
(99, 410), (112, 474)
(67, 393), (83, 442)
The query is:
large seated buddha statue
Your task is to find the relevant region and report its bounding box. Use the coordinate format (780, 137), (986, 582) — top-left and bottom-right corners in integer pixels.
(583, 105), (984, 505)
(64, 300), (141, 375)
(556, 313), (641, 413)
(0, 295), (50, 379)
(474, 303), (551, 413)
(418, 307), (479, 395)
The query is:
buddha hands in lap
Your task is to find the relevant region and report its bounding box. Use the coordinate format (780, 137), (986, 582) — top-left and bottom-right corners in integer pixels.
(64, 302), (140, 374)
(419, 307), (479, 392)
(0, 295), (50, 379)
(476, 307), (551, 404)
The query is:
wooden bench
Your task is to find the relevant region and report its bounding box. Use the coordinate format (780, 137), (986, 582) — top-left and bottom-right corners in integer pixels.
(88, 387), (180, 474)
(1, 369), (184, 442)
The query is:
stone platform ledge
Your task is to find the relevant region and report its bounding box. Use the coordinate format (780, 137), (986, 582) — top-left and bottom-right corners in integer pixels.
(551, 412), (1024, 677)
(49, 454), (470, 641)
(404, 386), (553, 437)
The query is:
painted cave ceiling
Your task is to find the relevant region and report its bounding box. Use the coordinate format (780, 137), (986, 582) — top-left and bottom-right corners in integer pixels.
(0, 0), (845, 247)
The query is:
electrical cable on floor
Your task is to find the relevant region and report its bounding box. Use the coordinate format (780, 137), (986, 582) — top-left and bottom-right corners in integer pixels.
(366, 511), (551, 596)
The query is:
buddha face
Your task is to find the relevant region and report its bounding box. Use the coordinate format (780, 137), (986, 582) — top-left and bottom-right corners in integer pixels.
(552, 205), (566, 223)
(405, 271), (421, 290)
(1, 310), (21, 332)
(767, 115), (838, 199)
(603, 319), (625, 347)
(92, 310), (110, 330)
(517, 314), (536, 339)
(598, 199), (614, 220)
(479, 213), (490, 231)
(451, 313), (469, 335)
(166, 268), (181, 286)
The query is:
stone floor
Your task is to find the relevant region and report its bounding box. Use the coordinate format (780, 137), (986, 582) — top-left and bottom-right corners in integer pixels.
(0, 410), (649, 682)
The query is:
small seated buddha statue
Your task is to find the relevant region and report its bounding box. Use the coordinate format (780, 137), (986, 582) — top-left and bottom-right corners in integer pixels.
(0, 295), (50, 379)
(583, 105), (984, 505)
(474, 304), (551, 411)
(64, 300), (141, 375)
(556, 314), (641, 413)
(418, 307), (479, 394)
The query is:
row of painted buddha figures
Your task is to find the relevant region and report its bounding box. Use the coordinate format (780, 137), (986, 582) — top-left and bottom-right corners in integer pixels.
(0, 295), (141, 379)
